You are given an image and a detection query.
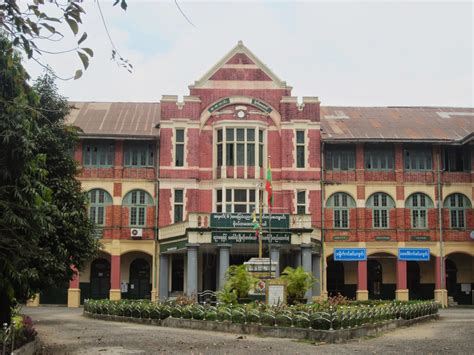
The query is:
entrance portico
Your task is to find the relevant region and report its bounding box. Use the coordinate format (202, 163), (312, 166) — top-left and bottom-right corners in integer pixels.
(158, 213), (321, 299)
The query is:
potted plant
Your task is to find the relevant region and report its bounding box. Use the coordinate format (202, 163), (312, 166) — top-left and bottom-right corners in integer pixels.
(221, 265), (257, 304)
(280, 266), (316, 304)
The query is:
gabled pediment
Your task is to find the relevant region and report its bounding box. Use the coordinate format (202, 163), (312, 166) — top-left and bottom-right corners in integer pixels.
(190, 41), (289, 90)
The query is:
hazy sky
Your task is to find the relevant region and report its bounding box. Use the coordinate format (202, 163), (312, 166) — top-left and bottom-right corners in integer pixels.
(25, 0), (473, 107)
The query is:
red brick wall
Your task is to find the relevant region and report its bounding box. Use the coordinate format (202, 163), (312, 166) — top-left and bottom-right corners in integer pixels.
(159, 128), (173, 167)
(308, 130), (321, 168)
(158, 189), (172, 227)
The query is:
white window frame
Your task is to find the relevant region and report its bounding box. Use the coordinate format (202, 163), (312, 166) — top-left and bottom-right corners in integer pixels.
(295, 129), (306, 169)
(296, 190), (307, 215)
(174, 128), (186, 167)
(215, 188), (258, 213)
(173, 189), (185, 223)
(213, 122), (267, 176)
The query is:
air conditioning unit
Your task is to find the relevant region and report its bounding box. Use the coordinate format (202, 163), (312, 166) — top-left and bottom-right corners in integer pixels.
(130, 228), (143, 239)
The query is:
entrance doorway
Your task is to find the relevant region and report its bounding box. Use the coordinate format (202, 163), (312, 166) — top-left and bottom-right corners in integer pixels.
(445, 258), (458, 296)
(171, 255), (184, 293)
(90, 258), (111, 299)
(202, 252), (217, 291)
(368, 259), (382, 299)
(407, 261), (421, 299)
(129, 258), (151, 299)
(327, 259), (345, 297)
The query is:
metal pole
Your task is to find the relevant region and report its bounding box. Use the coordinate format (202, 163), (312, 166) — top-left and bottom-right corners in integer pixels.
(259, 183), (263, 258)
(267, 156), (272, 278)
(437, 148), (445, 290)
(268, 201), (272, 278)
(320, 141), (326, 297)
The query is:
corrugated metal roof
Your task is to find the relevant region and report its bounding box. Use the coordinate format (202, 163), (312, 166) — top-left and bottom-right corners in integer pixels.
(67, 102), (473, 143)
(321, 107), (474, 142)
(67, 102), (160, 138)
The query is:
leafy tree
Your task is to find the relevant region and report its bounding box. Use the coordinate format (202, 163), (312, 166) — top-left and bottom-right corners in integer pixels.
(0, 35), (48, 326)
(0, 0), (131, 79)
(0, 37), (98, 325)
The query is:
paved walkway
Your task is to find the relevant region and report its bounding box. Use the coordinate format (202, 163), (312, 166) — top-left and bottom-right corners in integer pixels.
(26, 306), (474, 354)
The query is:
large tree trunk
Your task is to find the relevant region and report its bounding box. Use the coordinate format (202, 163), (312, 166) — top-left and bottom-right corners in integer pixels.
(0, 287), (12, 326)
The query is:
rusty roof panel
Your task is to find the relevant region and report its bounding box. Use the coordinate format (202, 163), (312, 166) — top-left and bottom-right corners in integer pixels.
(67, 102), (160, 137)
(321, 107), (474, 142)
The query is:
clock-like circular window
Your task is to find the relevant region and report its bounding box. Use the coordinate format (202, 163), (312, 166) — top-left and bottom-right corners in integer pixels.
(236, 110), (246, 119)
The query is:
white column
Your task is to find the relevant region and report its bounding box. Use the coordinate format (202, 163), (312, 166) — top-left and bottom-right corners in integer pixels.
(218, 244), (231, 289)
(186, 244), (199, 297)
(159, 254), (169, 301)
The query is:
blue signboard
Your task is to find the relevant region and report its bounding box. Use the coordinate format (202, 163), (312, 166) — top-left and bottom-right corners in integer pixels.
(334, 248), (367, 261)
(398, 248), (430, 261)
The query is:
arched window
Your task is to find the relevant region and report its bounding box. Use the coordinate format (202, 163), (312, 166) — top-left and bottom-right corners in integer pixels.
(405, 193), (434, 229)
(123, 190), (154, 227)
(366, 193), (395, 229)
(444, 193), (471, 229)
(88, 189), (112, 226)
(327, 193), (356, 229)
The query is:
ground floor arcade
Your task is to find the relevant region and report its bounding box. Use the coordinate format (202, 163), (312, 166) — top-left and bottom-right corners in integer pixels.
(66, 240), (157, 307)
(324, 242), (474, 306)
(29, 239), (473, 307)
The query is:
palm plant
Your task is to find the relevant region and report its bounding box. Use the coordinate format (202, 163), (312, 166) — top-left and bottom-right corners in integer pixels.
(281, 266), (316, 299)
(223, 265), (258, 299)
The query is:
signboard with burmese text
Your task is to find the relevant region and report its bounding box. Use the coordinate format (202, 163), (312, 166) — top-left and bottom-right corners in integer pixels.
(210, 213), (289, 229)
(211, 231), (291, 244)
(334, 248), (367, 261)
(398, 248), (430, 261)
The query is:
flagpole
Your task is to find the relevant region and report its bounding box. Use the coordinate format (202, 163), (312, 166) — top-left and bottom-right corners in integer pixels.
(259, 184), (263, 259)
(268, 156), (272, 278)
(268, 201), (272, 278)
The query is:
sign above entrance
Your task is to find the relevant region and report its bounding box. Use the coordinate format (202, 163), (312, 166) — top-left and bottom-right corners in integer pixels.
(398, 248), (430, 261)
(334, 248), (367, 261)
(251, 98), (273, 113)
(208, 98), (230, 113)
(212, 232), (290, 244)
(210, 213), (289, 229)
(207, 97), (273, 114)
(161, 239), (187, 253)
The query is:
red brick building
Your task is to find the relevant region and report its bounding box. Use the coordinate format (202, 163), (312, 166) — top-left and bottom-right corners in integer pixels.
(157, 41), (322, 299)
(31, 42), (473, 308)
(321, 107), (474, 306)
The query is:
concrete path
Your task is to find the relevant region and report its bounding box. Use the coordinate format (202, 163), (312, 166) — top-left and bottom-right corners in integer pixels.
(26, 306), (474, 354)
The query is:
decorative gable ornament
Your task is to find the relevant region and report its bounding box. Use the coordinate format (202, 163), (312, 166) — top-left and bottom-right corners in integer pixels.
(189, 40), (290, 90)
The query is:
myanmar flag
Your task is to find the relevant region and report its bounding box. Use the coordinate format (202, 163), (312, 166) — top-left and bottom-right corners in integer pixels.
(266, 159), (273, 210)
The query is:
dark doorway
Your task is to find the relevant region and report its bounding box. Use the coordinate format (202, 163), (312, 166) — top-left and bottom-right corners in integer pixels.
(230, 254), (254, 266)
(40, 281), (68, 304)
(445, 259), (458, 297)
(327, 259), (345, 297)
(90, 258), (111, 299)
(368, 259), (382, 299)
(171, 255), (184, 293)
(202, 252), (217, 291)
(407, 261), (421, 300)
(129, 258), (151, 299)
